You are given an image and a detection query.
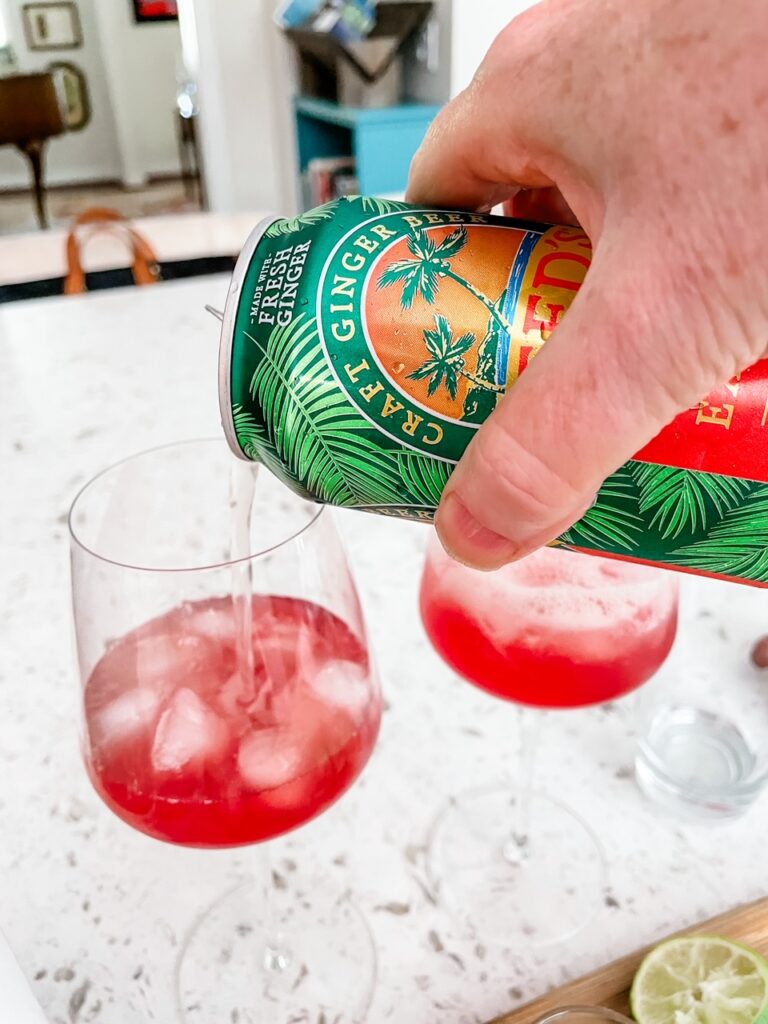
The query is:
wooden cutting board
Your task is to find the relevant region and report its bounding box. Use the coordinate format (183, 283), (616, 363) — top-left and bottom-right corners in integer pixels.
(491, 896), (768, 1024)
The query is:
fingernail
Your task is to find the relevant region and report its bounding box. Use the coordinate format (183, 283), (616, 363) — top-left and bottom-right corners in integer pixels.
(436, 493), (518, 569)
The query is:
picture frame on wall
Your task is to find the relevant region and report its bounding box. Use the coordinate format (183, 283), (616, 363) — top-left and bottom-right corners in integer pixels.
(131, 0), (178, 23)
(22, 2), (83, 51)
(48, 60), (91, 131)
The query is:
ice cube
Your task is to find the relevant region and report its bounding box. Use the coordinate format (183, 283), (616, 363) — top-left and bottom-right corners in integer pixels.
(91, 688), (161, 750)
(214, 670), (268, 731)
(130, 633), (218, 692)
(151, 688), (229, 773)
(307, 659), (371, 722)
(252, 623), (302, 682)
(88, 633), (176, 709)
(184, 603), (235, 643)
(237, 725), (308, 791)
(217, 671), (245, 719)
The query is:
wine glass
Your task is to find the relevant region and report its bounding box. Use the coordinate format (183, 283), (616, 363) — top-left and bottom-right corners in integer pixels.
(420, 539), (679, 946)
(69, 439), (382, 1023)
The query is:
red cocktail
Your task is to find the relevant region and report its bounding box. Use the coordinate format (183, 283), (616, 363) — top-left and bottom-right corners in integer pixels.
(419, 539), (678, 946)
(70, 441), (381, 1022)
(85, 595), (379, 847)
(421, 545), (678, 708)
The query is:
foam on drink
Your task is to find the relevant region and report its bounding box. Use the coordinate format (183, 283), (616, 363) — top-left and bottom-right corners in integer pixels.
(421, 543), (678, 708)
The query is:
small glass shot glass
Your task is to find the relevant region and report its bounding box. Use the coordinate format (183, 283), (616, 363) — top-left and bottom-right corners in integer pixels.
(532, 1006), (636, 1024)
(632, 656), (768, 821)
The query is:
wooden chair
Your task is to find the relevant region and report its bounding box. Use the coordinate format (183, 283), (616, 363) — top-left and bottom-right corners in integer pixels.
(0, 73), (65, 229)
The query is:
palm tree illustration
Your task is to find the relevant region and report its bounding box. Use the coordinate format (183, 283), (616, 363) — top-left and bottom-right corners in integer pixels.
(408, 314), (505, 399)
(377, 227), (515, 337)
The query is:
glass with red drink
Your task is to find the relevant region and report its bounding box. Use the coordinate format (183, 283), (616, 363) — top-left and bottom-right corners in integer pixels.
(420, 539), (678, 945)
(69, 440), (381, 1022)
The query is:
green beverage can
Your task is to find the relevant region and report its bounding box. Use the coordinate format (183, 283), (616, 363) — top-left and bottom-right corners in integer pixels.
(219, 196), (768, 588)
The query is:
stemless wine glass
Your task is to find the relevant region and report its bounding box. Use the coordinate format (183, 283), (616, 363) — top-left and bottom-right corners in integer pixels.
(69, 439), (382, 1023)
(420, 539), (679, 946)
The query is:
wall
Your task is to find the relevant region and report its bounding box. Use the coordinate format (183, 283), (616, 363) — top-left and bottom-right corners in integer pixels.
(0, 0), (182, 191)
(380, 0), (540, 107)
(182, 0), (451, 216)
(402, 0), (452, 105)
(182, 0), (296, 216)
(449, 0), (539, 95)
(0, 0), (121, 189)
(91, 1), (182, 187)
(178, 0), (539, 217)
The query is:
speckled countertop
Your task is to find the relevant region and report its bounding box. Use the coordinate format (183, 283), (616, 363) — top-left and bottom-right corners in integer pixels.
(1, 276), (767, 1024)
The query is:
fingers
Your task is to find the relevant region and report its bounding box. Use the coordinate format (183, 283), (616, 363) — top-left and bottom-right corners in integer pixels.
(406, 85), (546, 212)
(405, 18), (597, 231)
(503, 188), (580, 227)
(405, 9), (562, 213)
(434, 237), (709, 569)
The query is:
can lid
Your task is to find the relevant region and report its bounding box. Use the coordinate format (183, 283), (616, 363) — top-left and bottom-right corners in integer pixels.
(218, 214), (281, 462)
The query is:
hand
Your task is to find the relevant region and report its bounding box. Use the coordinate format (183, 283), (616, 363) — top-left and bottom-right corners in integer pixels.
(406, 0), (768, 569)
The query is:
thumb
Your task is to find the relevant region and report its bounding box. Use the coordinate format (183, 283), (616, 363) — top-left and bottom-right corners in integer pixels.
(435, 232), (728, 570)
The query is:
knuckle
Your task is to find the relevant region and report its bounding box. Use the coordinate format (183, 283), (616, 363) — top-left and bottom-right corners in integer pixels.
(627, 256), (757, 417)
(465, 417), (581, 523)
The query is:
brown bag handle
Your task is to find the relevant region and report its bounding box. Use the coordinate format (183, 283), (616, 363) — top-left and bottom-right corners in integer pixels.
(64, 207), (161, 295)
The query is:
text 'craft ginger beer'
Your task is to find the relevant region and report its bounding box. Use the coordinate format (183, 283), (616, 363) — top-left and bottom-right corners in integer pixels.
(218, 196), (768, 588)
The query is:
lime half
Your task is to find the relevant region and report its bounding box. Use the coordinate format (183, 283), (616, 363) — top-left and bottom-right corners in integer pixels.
(631, 936), (768, 1024)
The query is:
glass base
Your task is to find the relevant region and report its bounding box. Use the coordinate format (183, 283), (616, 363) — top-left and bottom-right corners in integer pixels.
(427, 785), (607, 947)
(636, 705), (760, 820)
(176, 878), (376, 1023)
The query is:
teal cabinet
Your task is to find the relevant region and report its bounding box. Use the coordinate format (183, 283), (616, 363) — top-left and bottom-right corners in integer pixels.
(295, 97), (442, 200)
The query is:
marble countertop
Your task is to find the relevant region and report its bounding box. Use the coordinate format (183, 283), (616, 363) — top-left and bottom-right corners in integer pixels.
(1, 277), (767, 1024)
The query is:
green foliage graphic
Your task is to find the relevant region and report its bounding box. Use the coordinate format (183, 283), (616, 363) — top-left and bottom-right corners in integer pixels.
(408, 314), (503, 400)
(231, 403), (285, 480)
(245, 315), (406, 506)
(234, 200), (768, 585)
(675, 486), (768, 582)
(560, 469), (644, 551)
(264, 200), (341, 238)
(243, 315), (457, 510)
(394, 452), (454, 506)
(377, 227), (515, 338)
(632, 463), (751, 540)
(356, 196), (412, 214)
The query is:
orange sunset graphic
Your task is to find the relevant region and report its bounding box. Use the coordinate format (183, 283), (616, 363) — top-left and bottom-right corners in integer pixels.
(364, 224), (527, 423)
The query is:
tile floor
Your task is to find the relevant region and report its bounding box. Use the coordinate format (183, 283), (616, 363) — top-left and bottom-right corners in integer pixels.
(0, 177), (201, 236)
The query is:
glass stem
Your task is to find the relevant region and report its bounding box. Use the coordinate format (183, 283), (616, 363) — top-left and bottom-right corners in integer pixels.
(504, 706), (542, 863)
(260, 846), (291, 975)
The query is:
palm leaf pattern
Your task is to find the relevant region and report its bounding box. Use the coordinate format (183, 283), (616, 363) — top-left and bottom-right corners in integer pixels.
(395, 452), (454, 506)
(231, 403), (286, 479)
(560, 469), (643, 550)
(378, 230), (441, 307)
(674, 486), (768, 582)
(433, 226), (469, 259)
(246, 315), (407, 507)
(356, 196), (411, 214)
(631, 463), (751, 540)
(376, 226), (516, 338)
(264, 201), (341, 238)
(408, 313), (476, 399)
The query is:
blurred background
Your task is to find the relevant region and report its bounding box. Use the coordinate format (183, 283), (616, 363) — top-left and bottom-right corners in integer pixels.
(0, 0), (519, 234)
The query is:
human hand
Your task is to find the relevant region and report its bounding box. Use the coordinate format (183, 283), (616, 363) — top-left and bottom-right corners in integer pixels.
(406, 0), (768, 569)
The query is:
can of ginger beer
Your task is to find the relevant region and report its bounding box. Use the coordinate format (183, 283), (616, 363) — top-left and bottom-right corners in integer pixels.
(218, 195), (768, 588)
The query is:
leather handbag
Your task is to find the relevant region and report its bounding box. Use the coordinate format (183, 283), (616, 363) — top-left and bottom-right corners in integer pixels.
(63, 207), (161, 295)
